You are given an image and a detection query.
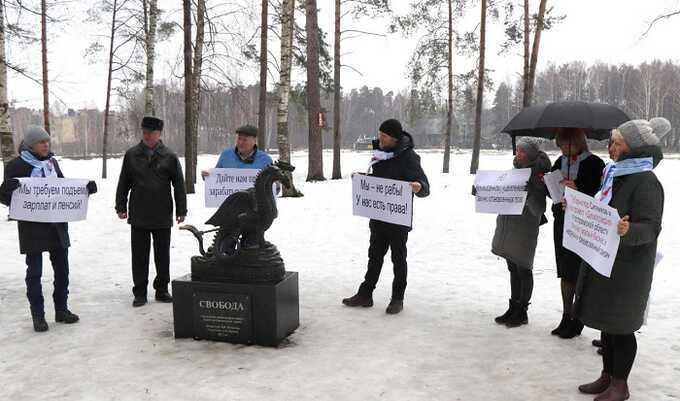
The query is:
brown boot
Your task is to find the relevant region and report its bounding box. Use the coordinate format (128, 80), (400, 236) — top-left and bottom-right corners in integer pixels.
(578, 371), (610, 394)
(596, 378), (629, 401)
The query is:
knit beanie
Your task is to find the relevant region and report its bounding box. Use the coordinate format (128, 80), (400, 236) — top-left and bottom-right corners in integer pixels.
(379, 119), (403, 140)
(23, 126), (50, 146)
(616, 117), (671, 149)
(516, 137), (542, 161)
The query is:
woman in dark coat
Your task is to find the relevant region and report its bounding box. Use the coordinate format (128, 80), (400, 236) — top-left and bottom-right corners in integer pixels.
(491, 137), (550, 328)
(575, 118), (668, 401)
(0, 127), (96, 332)
(550, 128), (605, 338)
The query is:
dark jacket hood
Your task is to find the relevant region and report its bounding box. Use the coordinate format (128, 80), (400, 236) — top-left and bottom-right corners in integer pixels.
(619, 145), (663, 168)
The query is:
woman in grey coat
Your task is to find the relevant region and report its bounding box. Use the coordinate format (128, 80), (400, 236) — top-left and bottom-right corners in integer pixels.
(491, 138), (550, 328)
(575, 118), (668, 401)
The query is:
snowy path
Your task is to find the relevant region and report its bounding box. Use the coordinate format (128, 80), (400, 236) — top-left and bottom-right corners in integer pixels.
(1, 150), (678, 401)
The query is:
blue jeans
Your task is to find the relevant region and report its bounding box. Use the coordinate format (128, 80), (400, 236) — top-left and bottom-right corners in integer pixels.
(25, 248), (70, 317)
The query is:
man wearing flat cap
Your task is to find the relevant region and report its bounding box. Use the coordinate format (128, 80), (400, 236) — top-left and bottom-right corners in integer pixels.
(342, 118), (430, 315)
(115, 116), (187, 307)
(201, 124), (273, 178)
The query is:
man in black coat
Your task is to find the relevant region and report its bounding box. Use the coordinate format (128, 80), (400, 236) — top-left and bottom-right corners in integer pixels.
(0, 126), (96, 332)
(115, 117), (187, 307)
(342, 119), (430, 314)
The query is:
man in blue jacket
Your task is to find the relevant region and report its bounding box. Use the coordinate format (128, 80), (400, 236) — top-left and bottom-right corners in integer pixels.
(202, 125), (273, 178)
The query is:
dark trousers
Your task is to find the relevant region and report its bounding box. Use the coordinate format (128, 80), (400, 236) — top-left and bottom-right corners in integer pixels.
(601, 332), (637, 380)
(25, 247), (70, 317)
(359, 223), (409, 300)
(508, 261), (533, 304)
(131, 226), (171, 297)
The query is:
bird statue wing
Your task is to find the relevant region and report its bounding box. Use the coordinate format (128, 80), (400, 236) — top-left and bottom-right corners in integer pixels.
(205, 191), (253, 227)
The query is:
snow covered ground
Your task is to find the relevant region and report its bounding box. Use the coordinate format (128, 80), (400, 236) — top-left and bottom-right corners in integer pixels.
(0, 149), (678, 401)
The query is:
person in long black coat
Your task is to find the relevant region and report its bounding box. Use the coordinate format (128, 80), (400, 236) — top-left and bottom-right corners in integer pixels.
(115, 117), (187, 307)
(549, 128), (605, 339)
(342, 119), (430, 315)
(575, 118), (668, 401)
(0, 126), (96, 332)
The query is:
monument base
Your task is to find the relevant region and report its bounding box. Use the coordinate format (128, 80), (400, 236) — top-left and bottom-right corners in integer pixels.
(171, 271), (299, 347)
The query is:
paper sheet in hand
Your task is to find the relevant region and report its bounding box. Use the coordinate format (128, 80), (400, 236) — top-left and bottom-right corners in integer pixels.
(544, 170), (565, 204)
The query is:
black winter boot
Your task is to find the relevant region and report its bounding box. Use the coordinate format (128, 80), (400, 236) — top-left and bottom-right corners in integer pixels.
(32, 315), (49, 332)
(55, 309), (79, 324)
(505, 301), (529, 328)
(342, 293), (373, 307)
(551, 313), (570, 335)
(494, 299), (515, 324)
(385, 299), (403, 315)
(558, 318), (584, 339)
(132, 295), (147, 307)
(155, 291), (173, 303)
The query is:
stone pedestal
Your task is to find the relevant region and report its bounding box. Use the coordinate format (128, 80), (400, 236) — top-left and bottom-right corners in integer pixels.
(171, 271), (299, 347)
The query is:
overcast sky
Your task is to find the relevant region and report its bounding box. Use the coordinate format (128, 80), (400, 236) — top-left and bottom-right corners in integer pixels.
(6, 0), (680, 111)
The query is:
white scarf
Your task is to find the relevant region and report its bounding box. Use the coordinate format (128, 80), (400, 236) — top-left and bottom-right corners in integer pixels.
(367, 150), (395, 173)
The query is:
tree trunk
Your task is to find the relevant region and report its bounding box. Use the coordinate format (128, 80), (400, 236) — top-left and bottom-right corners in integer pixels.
(277, 0), (303, 197)
(183, 0), (194, 193)
(144, 0), (158, 115)
(305, 0), (324, 181)
(189, 0), (205, 188)
(442, 0), (453, 173)
(522, 0), (530, 107)
(102, 0), (119, 179)
(0, 2), (15, 165)
(470, 0), (486, 174)
(331, 0), (341, 179)
(41, 0), (50, 133)
(258, 0), (268, 150)
(527, 0), (548, 104)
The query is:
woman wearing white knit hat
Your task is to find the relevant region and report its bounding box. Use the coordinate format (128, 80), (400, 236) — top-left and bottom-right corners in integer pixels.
(575, 117), (670, 401)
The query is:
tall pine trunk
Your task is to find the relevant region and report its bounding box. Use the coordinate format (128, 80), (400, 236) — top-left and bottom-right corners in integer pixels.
(522, 0), (530, 107)
(442, 0), (453, 173)
(527, 0), (548, 104)
(188, 0), (206, 190)
(258, 0), (268, 150)
(470, 0), (486, 174)
(41, 0), (50, 134)
(144, 0), (158, 115)
(331, 0), (341, 179)
(305, 0), (324, 181)
(0, 2), (15, 165)
(183, 0), (194, 192)
(102, 0), (119, 179)
(277, 0), (302, 197)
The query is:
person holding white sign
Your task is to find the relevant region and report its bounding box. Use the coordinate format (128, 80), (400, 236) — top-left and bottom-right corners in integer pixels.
(0, 127), (97, 332)
(201, 125), (273, 176)
(491, 138), (550, 328)
(575, 118), (668, 401)
(342, 119), (429, 315)
(548, 128), (605, 339)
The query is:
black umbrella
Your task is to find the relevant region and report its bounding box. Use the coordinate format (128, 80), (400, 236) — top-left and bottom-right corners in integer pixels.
(502, 101), (630, 140)
(502, 101), (630, 180)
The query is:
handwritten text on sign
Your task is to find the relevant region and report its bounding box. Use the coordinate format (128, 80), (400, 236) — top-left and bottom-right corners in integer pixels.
(9, 177), (89, 222)
(563, 187), (620, 278)
(352, 174), (413, 227)
(204, 168), (260, 208)
(473, 168), (531, 215)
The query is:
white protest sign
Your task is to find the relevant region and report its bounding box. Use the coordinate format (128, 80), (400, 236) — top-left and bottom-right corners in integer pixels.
(563, 187), (620, 278)
(473, 168), (531, 215)
(204, 168), (260, 208)
(544, 170), (565, 204)
(352, 174), (413, 227)
(9, 177), (90, 222)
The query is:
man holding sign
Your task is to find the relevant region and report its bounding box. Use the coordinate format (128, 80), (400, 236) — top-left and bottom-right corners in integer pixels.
(343, 119), (429, 315)
(116, 117), (187, 307)
(0, 126), (97, 332)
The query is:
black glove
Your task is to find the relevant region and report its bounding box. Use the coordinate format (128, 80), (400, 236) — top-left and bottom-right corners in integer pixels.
(6, 178), (20, 191)
(471, 185), (477, 196)
(86, 181), (98, 195)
